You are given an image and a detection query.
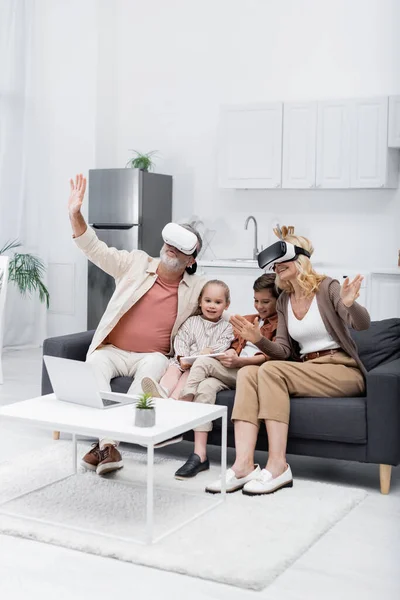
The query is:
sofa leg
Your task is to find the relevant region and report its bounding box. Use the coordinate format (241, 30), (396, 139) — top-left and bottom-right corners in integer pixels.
(379, 464), (392, 494)
(53, 431), (60, 440)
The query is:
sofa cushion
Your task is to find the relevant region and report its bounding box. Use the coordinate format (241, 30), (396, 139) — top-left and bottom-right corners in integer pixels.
(213, 390), (367, 444)
(111, 376), (133, 393)
(351, 318), (400, 372)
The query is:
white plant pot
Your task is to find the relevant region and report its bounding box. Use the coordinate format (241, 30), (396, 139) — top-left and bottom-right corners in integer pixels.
(135, 408), (156, 427)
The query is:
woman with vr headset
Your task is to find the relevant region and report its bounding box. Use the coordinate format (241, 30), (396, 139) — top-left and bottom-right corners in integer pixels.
(206, 229), (370, 496)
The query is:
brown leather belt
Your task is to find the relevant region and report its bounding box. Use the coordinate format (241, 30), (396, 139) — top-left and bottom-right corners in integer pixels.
(302, 349), (340, 362)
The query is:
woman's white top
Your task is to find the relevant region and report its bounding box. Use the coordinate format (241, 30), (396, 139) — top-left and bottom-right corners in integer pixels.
(287, 296), (340, 356)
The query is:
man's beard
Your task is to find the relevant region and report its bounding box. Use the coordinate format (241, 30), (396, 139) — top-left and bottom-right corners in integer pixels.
(160, 246), (187, 271)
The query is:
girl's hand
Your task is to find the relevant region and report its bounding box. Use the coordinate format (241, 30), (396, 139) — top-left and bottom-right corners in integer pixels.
(340, 275), (363, 307)
(179, 358), (191, 370)
(68, 174), (86, 215)
(229, 315), (262, 344)
(217, 349), (240, 368)
(199, 347), (213, 355)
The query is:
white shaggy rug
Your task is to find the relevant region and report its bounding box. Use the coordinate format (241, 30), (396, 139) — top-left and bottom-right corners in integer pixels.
(0, 442), (367, 591)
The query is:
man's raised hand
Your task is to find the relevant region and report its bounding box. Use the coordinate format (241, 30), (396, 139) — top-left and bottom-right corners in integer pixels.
(68, 174), (87, 215)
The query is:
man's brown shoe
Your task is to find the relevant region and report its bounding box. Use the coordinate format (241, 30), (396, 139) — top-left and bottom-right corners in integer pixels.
(81, 442), (102, 471)
(96, 444), (123, 475)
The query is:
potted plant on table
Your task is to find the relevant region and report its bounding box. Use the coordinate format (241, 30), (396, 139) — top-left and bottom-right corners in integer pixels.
(135, 392), (156, 427)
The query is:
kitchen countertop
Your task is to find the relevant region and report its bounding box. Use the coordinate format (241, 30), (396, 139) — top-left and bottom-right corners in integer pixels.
(198, 260), (400, 276)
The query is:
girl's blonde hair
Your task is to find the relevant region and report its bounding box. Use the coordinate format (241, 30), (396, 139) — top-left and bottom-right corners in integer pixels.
(274, 232), (326, 297)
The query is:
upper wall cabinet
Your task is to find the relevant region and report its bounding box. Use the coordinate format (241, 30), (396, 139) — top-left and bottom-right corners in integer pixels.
(388, 96), (400, 148)
(218, 96), (399, 189)
(316, 100), (351, 188)
(350, 97), (398, 189)
(218, 103), (283, 189)
(282, 102), (317, 188)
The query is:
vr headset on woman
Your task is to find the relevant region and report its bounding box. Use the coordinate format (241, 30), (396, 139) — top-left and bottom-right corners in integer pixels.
(161, 222), (198, 274)
(257, 241), (311, 271)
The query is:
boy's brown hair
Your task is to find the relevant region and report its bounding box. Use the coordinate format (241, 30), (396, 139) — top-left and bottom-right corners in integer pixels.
(253, 273), (281, 298)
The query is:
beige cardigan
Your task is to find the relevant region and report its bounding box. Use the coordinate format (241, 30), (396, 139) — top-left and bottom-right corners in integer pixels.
(74, 226), (206, 357)
(255, 277), (371, 376)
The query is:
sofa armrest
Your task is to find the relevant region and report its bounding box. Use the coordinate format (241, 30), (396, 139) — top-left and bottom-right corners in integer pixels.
(365, 358), (400, 465)
(41, 330), (95, 395)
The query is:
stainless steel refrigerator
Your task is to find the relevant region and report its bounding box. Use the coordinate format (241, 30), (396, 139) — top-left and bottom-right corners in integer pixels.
(87, 168), (172, 329)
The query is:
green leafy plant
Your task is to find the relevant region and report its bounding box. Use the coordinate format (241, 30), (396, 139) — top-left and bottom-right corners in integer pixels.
(135, 392), (155, 410)
(0, 240), (49, 308)
(125, 150), (157, 171)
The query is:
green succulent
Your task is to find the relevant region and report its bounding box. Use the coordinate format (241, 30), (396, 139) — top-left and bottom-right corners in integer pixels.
(135, 392), (155, 410)
(125, 150), (157, 171)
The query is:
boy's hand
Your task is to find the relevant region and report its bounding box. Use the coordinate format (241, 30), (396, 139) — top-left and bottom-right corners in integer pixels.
(229, 315), (262, 344)
(217, 349), (240, 368)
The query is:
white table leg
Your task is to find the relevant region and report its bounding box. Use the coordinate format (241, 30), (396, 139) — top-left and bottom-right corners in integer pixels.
(221, 410), (227, 498)
(72, 434), (77, 474)
(146, 443), (154, 544)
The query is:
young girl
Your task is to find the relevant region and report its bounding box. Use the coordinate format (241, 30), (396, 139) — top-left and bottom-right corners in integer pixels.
(175, 273), (280, 479)
(141, 280), (234, 452)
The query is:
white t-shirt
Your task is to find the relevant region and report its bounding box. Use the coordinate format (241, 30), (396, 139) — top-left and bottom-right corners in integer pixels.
(288, 297), (340, 356)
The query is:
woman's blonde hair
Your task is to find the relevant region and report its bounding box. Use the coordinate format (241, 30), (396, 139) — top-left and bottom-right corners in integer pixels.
(274, 231), (326, 297)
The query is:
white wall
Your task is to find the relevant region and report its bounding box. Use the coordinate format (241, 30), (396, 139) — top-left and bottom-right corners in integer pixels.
(113, 0), (400, 268)
(24, 0), (98, 342)
(7, 0), (399, 345)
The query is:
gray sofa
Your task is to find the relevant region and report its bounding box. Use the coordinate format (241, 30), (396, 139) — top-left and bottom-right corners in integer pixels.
(42, 318), (400, 493)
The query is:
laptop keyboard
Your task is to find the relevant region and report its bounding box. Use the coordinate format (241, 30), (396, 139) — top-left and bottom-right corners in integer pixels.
(101, 398), (121, 407)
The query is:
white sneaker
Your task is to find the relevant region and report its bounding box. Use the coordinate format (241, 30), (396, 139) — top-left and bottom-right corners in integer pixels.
(141, 376), (168, 399)
(242, 465), (293, 496)
(205, 465), (261, 494)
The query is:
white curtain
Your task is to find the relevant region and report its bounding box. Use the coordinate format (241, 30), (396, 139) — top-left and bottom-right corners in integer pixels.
(0, 0), (46, 348)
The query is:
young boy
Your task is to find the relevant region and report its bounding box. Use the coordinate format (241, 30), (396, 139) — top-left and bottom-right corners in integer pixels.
(174, 273), (280, 479)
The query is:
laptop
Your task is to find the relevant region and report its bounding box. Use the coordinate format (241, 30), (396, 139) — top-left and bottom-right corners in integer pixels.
(44, 355), (139, 409)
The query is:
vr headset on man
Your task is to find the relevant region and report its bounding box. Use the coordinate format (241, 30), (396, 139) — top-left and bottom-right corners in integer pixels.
(162, 222), (199, 274)
(257, 241), (311, 271)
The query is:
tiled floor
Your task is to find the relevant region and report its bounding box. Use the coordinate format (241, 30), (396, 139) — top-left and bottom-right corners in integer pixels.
(0, 348), (399, 600)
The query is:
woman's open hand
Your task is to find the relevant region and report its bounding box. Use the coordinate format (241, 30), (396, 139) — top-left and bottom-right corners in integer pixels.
(229, 315), (262, 344)
(68, 174), (86, 215)
(340, 274), (363, 307)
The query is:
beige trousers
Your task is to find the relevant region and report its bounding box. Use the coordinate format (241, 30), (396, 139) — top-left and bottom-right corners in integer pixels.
(181, 356), (239, 432)
(232, 351), (365, 426)
(87, 344), (169, 395)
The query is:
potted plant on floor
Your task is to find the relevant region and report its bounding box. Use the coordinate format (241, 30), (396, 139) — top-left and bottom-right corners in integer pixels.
(135, 392), (156, 427)
(0, 240), (49, 307)
(125, 150), (158, 172)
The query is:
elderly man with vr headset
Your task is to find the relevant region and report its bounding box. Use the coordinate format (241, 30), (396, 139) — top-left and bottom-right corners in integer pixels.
(68, 174), (205, 475)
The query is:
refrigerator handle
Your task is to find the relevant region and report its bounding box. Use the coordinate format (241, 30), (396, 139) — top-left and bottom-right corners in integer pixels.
(90, 223), (139, 230)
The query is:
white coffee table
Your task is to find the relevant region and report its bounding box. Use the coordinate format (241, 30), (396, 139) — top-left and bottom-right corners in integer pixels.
(0, 394), (227, 544)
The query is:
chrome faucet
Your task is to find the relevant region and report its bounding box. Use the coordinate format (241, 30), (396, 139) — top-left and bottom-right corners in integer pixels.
(244, 215), (259, 260)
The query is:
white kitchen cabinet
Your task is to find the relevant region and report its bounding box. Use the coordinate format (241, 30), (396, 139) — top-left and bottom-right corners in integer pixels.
(369, 273), (400, 320)
(282, 102), (317, 188)
(388, 96), (400, 148)
(218, 103), (283, 189)
(316, 100), (351, 188)
(350, 97), (398, 189)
